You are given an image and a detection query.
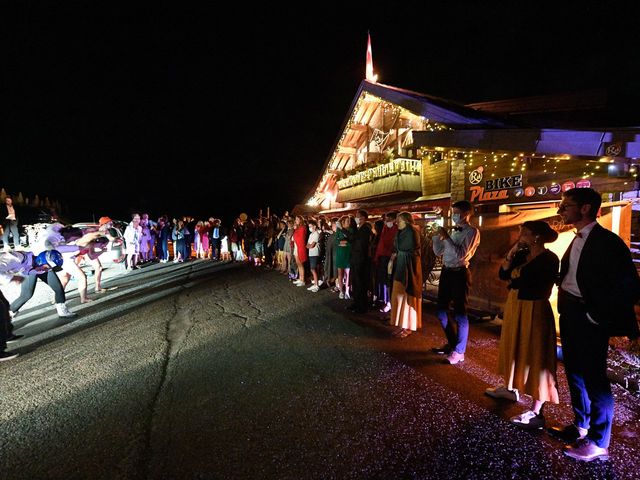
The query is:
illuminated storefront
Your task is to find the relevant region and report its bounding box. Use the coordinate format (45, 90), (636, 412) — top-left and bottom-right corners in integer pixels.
(415, 129), (639, 315)
(303, 80), (510, 216)
(304, 79), (640, 317)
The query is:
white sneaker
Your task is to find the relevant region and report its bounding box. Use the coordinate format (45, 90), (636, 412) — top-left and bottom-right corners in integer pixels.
(446, 351), (464, 365)
(317, 280), (323, 287)
(307, 285), (317, 290)
(510, 410), (545, 430)
(309, 285), (319, 293)
(55, 303), (77, 318)
(485, 385), (520, 402)
(344, 291), (351, 300)
(294, 280), (305, 287)
(339, 292), (345, 299)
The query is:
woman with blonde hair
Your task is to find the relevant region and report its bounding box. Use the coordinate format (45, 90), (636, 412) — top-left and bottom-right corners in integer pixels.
(389, 212), (422, 338)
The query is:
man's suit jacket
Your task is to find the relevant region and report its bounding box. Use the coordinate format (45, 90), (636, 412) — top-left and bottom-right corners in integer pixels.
(559, 223), (640, 337)
(345, 223), (372, 266)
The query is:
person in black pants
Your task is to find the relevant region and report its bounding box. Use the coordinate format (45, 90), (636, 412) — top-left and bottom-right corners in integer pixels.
(0, 291), (19, 361)
(7, 250), (76, 319)
(431, 201), (481, 365)
(343, 209), (372, 314)
(209, 218), (223, 261)
(551, 187), (640, 462)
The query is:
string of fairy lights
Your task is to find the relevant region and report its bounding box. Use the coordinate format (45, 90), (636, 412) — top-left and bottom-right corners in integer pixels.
(418, 148), (639, 186)
(309, 93), (639, 207)
(329, 92), (449, 173)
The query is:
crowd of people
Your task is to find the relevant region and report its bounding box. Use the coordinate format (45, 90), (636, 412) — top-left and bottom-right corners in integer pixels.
(1, 188), (639, 462)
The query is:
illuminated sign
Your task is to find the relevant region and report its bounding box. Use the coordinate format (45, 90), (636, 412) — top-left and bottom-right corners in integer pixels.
(468, 167), (483, 185)
(467, 173), (524, 203)
(469, 186), (509, 202)
(484, 174), (523, 191)
(337, 159), (421, 189)
(605, 144), (622, 156)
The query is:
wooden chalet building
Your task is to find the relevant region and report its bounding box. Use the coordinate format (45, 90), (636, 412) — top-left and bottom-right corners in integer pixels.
(303, 79), (640, 315)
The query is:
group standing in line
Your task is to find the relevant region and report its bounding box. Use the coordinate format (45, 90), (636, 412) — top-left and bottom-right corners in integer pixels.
(1, 188), (639, 464)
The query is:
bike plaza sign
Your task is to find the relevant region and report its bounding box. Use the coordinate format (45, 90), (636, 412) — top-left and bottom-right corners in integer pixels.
(466, 166), (590, 204)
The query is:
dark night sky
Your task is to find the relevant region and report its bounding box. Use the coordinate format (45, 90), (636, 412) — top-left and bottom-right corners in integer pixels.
(2, 3), (640, 223)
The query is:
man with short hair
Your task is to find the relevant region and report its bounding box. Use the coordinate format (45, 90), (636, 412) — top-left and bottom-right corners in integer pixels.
(344, 209), (372, 314)
(432, 200), (481, 365)
(551, 187), (640, 462)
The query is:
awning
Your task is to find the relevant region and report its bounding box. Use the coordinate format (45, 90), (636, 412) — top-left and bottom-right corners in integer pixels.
(414, 128), (640, 158)
(320, 196), (450, 216)
(336, 174), (421, 203)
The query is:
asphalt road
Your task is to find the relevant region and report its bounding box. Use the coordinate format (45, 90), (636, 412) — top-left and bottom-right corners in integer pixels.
(1, 261), (639, 479)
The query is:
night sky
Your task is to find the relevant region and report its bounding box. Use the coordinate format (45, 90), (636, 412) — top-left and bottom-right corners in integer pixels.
(3, 3), (640, 224)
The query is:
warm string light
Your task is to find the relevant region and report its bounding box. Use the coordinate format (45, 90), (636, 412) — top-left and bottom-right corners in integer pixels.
(315, 92), (640, 206)
(418, 149), (640, 188)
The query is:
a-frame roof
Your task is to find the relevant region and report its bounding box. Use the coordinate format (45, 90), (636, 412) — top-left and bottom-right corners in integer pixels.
(306, 80), (515, 205)
(360, 81), (514, 128)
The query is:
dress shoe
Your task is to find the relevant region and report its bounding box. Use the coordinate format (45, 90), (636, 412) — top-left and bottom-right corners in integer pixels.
(548, 424), (588, 444)
(431, 344), (451, 355)
(346, 304), (366, 314)
(564, 439), (609, 462)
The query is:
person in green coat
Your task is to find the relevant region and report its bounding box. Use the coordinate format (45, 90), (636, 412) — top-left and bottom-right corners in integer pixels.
(389, 212), (422, 338)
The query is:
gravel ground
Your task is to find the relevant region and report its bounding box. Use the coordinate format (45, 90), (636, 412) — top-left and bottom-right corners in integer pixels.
(0, 262), (639, 479)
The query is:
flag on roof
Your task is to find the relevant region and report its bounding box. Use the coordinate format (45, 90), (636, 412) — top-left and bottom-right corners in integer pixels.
(366, 32), (377, 83)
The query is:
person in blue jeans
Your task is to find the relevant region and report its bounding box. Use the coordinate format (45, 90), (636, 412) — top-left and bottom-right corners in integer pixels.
(552, 187), (640, 462)
(431, 200), (480, 365)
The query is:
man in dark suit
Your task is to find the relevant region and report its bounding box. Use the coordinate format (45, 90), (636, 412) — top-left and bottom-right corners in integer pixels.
(344, 209), (372, 314)
(209, 218), (223, 261)
(551, 187), (640, 462)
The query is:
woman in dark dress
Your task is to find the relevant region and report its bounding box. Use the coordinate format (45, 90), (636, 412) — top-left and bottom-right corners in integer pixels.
(486, 220), (560, 430)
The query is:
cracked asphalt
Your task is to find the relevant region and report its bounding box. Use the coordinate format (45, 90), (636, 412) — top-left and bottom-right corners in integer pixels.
(1, 261), (639, 479)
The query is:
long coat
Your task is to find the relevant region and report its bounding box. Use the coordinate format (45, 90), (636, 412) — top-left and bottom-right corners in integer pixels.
(393, 225), (422, 298)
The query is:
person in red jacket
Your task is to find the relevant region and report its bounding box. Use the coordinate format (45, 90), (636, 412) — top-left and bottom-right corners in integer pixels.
(374, 211), (398, 313)
(292, 216), (308, 287)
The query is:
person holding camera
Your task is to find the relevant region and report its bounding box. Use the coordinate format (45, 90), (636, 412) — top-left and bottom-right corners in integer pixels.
(486, 221), (560, 431)
(431, 200), (480, 365)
